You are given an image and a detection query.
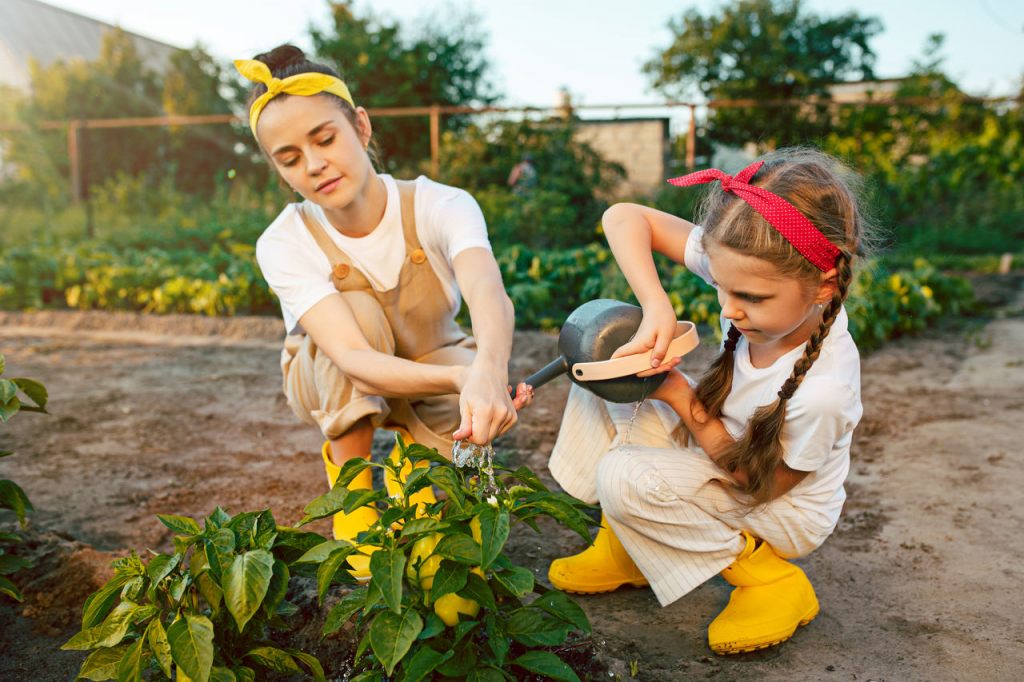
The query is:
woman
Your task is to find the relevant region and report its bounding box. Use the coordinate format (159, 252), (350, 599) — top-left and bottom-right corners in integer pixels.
(236, 45), (531, 575)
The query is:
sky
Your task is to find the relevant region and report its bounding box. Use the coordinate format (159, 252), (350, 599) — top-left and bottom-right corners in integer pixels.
(40, 0), (1024, 111)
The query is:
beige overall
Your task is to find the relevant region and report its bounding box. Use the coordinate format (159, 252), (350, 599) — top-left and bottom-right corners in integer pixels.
(280, 181), (476, 453)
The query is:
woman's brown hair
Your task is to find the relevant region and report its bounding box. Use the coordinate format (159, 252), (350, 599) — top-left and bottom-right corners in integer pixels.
(693, 148), (871, 505)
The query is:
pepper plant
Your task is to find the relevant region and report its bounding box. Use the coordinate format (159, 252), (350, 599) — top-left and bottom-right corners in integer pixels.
(63, 507), (329, 681)
(297, 437), (598, 681)
(0, 352), (48, 602)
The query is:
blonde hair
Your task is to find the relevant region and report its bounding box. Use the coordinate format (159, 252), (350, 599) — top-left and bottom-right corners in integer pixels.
(694, 148), (871, 505)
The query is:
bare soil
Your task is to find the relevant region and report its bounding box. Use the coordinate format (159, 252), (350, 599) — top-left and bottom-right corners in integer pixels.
(2, 275), (1023, 681)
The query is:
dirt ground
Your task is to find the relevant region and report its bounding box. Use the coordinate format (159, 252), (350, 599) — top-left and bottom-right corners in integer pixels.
(1, 275), (1022, 681)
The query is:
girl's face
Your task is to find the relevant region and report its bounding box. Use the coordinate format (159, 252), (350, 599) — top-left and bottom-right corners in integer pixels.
(255, 94), (373, 210)
(706, 242), (834, 350)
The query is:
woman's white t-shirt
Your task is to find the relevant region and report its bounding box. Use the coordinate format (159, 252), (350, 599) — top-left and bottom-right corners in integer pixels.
(684, 227), (863, 522)
(255, 175), (492, 333)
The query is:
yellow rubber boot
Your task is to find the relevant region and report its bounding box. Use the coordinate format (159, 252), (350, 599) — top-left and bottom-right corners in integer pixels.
(322, 441), (378, 581)
(547, 515), (649, 594)
(707, 532), (820, 654)
(383, 430), (436, 510)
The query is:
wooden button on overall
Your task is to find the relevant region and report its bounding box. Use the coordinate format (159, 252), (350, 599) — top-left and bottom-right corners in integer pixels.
(410, 248), (427, 264)
(332, 263), (350, 279)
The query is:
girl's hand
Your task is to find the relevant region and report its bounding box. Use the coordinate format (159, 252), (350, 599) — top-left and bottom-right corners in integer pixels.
(508, 382), (534, 411)
(610, 296), (680, 374)
(648, 368), (693, 409)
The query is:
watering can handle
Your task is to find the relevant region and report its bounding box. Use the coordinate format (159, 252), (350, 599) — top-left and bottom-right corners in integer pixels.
(571, 321), (700, 382)
(510, 355), (569, 399)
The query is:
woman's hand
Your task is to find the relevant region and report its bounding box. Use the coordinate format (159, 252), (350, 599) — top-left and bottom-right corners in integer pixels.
(610, 295), (681, 375)
(452, 363), (518, 445)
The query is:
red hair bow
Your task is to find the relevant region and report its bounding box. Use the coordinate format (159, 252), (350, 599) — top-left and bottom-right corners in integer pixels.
(668, 161), (840, 272)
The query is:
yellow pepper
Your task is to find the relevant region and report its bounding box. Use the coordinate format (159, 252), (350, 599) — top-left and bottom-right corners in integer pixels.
(406, 518), (485, 625)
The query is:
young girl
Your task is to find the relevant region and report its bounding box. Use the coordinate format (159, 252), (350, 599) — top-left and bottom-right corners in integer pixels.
(235, 46), (530, 576)
(546, 148), (867, 654)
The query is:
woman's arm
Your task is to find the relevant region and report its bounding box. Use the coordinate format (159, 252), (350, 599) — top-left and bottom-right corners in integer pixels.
(299, 294), (464, 399)
(602, 203), (698, 367)
(651, 370), (810, 499)
(451, 247), (518, 445)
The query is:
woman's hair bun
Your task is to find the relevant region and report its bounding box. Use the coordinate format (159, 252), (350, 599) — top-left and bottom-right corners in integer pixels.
(254, 44), (308, 75)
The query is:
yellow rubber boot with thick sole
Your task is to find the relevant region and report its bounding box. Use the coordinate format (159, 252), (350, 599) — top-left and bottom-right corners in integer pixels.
(548, 515), (649, 594)
(708, 532), (820, 655)
(322, 441), (378, 581)
(383, 430), (436, 511)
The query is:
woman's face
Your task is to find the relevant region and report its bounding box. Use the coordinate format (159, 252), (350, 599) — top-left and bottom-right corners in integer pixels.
(256, 94), (373, 210)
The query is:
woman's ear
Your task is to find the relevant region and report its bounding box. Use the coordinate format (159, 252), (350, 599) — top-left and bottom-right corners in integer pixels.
(354, 106), (373, 149)
(816, 267), (838, 304)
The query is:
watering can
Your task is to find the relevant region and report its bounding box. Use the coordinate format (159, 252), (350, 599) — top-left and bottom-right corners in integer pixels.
(514, 299), (700, 403)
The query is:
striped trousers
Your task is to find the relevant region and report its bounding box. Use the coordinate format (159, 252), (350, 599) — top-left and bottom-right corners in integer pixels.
(549, 384), (835, 606)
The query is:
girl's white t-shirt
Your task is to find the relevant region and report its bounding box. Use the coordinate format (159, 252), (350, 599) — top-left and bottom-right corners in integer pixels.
(683, 227), (863, 522)
(255, 175), (492, 333)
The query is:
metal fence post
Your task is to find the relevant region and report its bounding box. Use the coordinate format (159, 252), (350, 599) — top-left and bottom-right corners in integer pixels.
(430, 105), (441, 178)
(68, 120), (82, 203)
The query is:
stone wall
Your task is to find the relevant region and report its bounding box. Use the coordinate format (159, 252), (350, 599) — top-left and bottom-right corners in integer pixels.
(575, 118), (669, 198)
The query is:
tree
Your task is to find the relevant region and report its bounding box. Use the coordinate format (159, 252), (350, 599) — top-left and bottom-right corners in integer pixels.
(311, 1), (498, 173)
(438, 118), (625, 248)
(644, 0), (881, 149)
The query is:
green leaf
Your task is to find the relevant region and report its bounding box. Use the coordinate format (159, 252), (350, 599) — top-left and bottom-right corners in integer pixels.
(323, 588), (368, 636)
(428, 560), (468, 602)
(156, 514), (201, 536)
(369, 609), (423, 676)
(70, 602), (157, 650)
(428, 467), (466, 511)
(0, 450), (13, 458)
(0, 395), (19, 422)
(262, 559), (289, 617)
(13, 378), (47, 411)
(114, 636), (147, 682)
(316, 546), (358, 603)
(224, 549), (274, 632)
(399, 517), (446, 537)
(533, 589), (591, 633)
(207, 507), (232, 528)
(519, 496), (592, 542)
(209, 667), (238, 682)
(435, 533), (481, 565)
(244, 646), (301, 674)
(146, 618), (173, 678)
(492, 565), (534, 597)
(0, 354), (5, 375)
(485, 614), (509, 667)
(76, 644), (131, 681)
(332, 456), (373, 488)
(252, 510), (277, 550)
(296, 538), (353, 564)
(474, 507), (510, 570)
(232, 666), (256, 682)
(298, 485), (350, 526)
(0, 553), (32, 575)
(120, 576), (147, 602)
(350, 671), (382, 682)
(401, 646), (453, 682)
(466, 667), (508, 682)
(168, 614), (214, 682)
(458, 572), (495, 611)
(0, 479), (33, 526)
(0, 574), (23, 602)
(417, 611), (445, 640)
(401, 466), (433, 496)
(0, 379), (16, 404)
(436, 643), (477, 677)
(343, 488), (387, 514)
(506, 608), (572, 647)
(81, 574), (131, 629)
(510, 466), (548, 491)
(145, 553), (180, 585)
(167, 574), (189, 603)
(286, 649), (326, 682)
(512, 651), (581, 682)
(369, 548), (405, 614)
(204, 528), (235, 581)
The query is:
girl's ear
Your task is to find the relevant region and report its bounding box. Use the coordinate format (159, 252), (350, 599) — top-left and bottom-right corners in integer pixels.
(354, 106), (373, 149)
(815, 267), (838, 304)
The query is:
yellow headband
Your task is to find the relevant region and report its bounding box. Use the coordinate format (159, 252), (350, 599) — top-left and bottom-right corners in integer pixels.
(234, 59), (355, 136)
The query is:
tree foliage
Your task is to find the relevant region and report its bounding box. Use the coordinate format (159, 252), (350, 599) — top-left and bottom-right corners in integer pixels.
(311, 1), (498, 173)
(644, 0), (881, 148)
(438, 118), (625, 248)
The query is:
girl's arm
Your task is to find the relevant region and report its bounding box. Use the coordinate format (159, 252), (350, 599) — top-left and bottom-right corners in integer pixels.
(652, 370), (810, 498)
(602, 203), (698, 367)
(451, 247), (519, 445)
(299, 294), (464, 399)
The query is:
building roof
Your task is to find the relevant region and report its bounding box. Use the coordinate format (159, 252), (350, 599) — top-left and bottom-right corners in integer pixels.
(0, 0), (180, 92)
